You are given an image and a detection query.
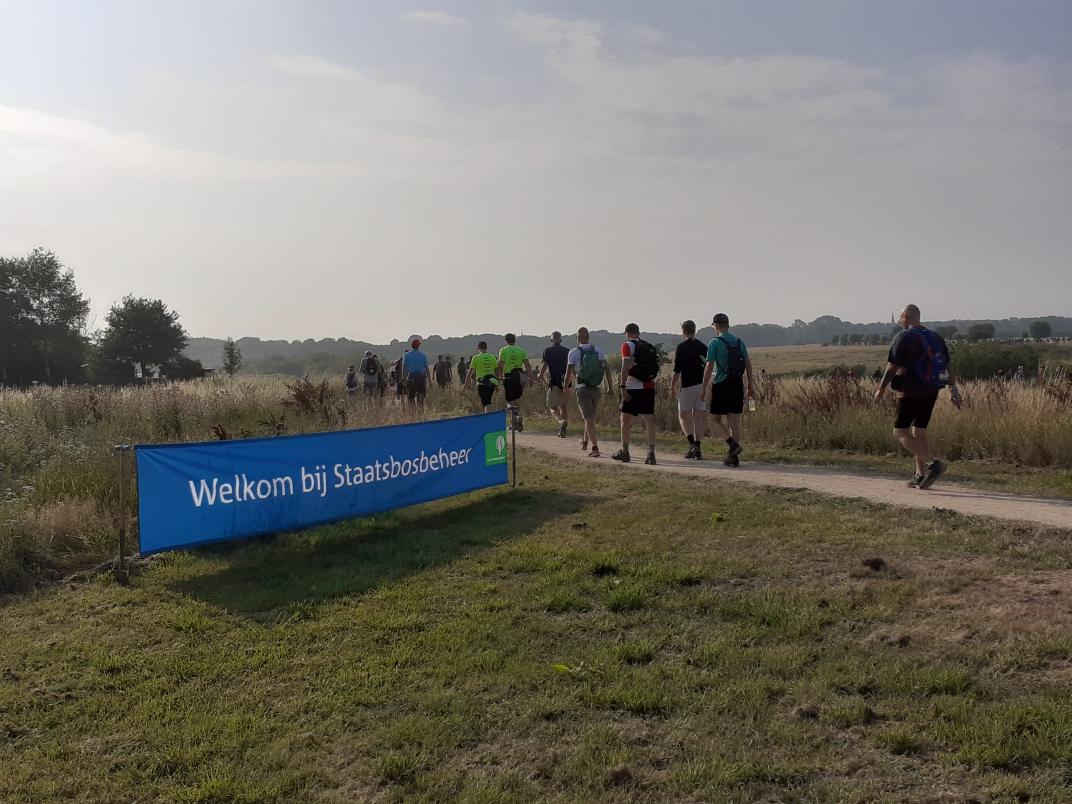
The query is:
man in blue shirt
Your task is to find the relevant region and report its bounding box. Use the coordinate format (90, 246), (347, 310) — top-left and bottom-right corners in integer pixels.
(401, 338), (431, 406)
(700, 313), (756, 466)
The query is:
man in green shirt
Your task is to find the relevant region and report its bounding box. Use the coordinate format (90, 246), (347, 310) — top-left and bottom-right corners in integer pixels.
(464, 341), (500, 412)
(498, 333), (532, 431)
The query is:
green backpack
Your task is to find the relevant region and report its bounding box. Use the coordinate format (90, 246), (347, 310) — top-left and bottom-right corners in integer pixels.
(577, 346), (604, 387)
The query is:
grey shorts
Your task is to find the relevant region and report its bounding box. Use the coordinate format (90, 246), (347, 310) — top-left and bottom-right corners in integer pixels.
(576, 385), (601, 420)
(547, 384), (566, 408)
(677, 383), (706, 413)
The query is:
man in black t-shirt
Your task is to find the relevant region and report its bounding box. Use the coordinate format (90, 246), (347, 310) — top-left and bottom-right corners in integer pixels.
(670, 320), (708, 459)
(537, 331), (572, 437)
(876, 304), (962, 489)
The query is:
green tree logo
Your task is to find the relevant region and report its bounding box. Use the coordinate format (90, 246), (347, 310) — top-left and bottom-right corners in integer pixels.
(484, 431), (508, 465)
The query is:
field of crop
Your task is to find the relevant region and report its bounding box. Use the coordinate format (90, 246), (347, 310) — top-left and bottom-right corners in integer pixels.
(747, 344), (889, 375)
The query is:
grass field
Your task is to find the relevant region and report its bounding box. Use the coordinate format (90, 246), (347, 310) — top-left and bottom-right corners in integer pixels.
(747, 345), (889, 375)
(3, 450), (1072, 802)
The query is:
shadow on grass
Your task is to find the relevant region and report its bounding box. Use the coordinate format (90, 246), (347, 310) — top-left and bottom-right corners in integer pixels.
(171, 488), (584, 620)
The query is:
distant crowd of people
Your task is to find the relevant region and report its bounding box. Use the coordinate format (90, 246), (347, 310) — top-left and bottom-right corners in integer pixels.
(345, 304), (963, 489)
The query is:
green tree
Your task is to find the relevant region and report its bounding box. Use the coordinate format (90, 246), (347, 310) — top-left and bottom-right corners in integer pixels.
(1028, 321), (1053, 339)
(222, 337), (242, 376)
(935, 326), (958, 340)
(0, 248), (89, 384)
(162, 355), (205, 380)
(967, 323), (996, 341)
(96, 296), (188, 383)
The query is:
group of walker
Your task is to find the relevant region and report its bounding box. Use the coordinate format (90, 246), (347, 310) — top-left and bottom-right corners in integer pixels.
(457, 314), (757, 468)
(387, 303), (963, 489)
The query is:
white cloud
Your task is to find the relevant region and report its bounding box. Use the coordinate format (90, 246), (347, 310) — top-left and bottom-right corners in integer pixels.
(402, 10), (468, 29)
(273, 54), (444, 125)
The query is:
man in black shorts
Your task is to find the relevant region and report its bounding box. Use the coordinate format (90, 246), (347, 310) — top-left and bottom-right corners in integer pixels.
(876, 304), (962, 489)
(612, 323), (659, 465)
(700, 313), (756, 466)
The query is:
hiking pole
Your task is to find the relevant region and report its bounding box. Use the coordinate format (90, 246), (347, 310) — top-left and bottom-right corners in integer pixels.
(113, 444), (133, 585)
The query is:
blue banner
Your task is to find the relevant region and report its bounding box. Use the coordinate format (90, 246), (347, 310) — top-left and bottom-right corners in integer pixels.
(135, 411), (509, 554)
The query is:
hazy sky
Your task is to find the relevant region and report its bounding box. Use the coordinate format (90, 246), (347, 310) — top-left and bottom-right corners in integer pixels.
(2, 1), (1070, 340)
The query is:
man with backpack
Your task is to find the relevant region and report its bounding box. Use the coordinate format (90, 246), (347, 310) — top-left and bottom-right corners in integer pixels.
(434, 356), (452, 389)
(344, 364), (359, 397)
(498, 333), (532, 431)
(613, 323), (660, 465)
(670, 319), (708, 459)
(563, 327), (609, 458)
(358, 350), (380, 398)
(875, 304), (962, 489)
(700, 313), (756, 467)
(537, 331), (571, 438)
(464, 341), (500, 412)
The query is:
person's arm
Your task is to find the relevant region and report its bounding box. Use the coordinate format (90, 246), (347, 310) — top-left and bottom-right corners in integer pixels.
(497, 357), (504, 381)
(874, 363), (898, 400)
(700, 360), (714, 401)
(563, 363), (575, 396)
(745, 356), (756, 398)
(523, 358), (533, 374)
(536, 356), (547, 382)
(464, 367), (474, 388)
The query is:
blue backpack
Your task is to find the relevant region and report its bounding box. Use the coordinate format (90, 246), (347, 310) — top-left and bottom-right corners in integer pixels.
(910, 329), (950, 389)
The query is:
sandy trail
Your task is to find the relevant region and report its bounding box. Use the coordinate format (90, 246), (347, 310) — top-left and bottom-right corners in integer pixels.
(516, 432), (1072, 530)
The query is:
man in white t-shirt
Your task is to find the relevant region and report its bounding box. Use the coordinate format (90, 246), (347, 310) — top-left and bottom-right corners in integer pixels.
(562, 327), (609, 458)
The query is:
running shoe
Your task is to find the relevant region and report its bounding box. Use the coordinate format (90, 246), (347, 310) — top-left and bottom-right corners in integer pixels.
(684, 442), (698, 459)
(907, 474), (924, 488)
(728, 439), (743, 458)
(918, 460), (947, 490)
(644, 452), (657, 465)
(558, 420), (568, 438)
(588, 448), (600, 458)
(611, 448), (630, 463)
(723, 455), (740, 467)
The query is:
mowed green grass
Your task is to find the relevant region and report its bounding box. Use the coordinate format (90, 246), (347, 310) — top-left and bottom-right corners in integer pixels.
(4, 451), (1072, 802)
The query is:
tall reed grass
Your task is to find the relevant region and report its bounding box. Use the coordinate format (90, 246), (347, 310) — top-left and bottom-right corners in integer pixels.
(2, 371), (1069, 592)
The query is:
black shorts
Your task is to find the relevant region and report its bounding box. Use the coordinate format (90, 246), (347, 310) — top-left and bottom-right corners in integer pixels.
(709, 375), (745, 415)
(620, 388), (655, 416)
(477, 379), (498, 407)
(503, 371), (523, 403)
(407, 373), (427, 401)
(894, 391), (939, 430)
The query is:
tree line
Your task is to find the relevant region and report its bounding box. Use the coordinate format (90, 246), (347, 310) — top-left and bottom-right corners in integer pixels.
(1, 248), (242, 386)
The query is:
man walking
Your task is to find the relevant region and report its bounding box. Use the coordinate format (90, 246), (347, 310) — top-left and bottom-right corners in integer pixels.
(537, 331), (571, 437)
(464, 341), (500, 412)
(457, 356), (468, 386)
(402, 339), (431, 407)
(700, 313), (756, 467)
(358, 350), (379, 399)
(612, 323), (659, 465)
(563, 327), (608, 457)
(498, 333), (532, 431)
(344, 364), (359, 398)
(670, 319), (708, 459)
(434, 356), (452, 390)
(875, 304), (962, 489)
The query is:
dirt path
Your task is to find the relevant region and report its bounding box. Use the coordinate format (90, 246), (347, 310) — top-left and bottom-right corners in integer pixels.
(516, 433), (1072, 530)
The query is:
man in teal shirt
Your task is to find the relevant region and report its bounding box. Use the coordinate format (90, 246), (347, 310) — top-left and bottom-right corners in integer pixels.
(700, 313), (757, 466)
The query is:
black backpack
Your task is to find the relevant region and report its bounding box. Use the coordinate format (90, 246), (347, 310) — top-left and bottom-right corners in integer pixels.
(719, 335), (747, 378)
(628, 339), (660, 382)
(363, 356), (378, 376)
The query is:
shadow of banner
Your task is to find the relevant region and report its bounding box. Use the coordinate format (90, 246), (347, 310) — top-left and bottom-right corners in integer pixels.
(170, 488), (584, 620)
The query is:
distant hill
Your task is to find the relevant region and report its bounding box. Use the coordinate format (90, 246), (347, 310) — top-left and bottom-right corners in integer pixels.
(185, 315), (1072, 375)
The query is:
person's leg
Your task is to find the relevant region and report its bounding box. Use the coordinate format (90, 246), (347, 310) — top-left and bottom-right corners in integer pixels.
(708, 413), (730, 441)
(644, 414), (656, 452)
(620, 411), (634, 448)
(585, 415), (599, 454)
(726, 413), (741, 443)
(894, 428), (930, 474)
